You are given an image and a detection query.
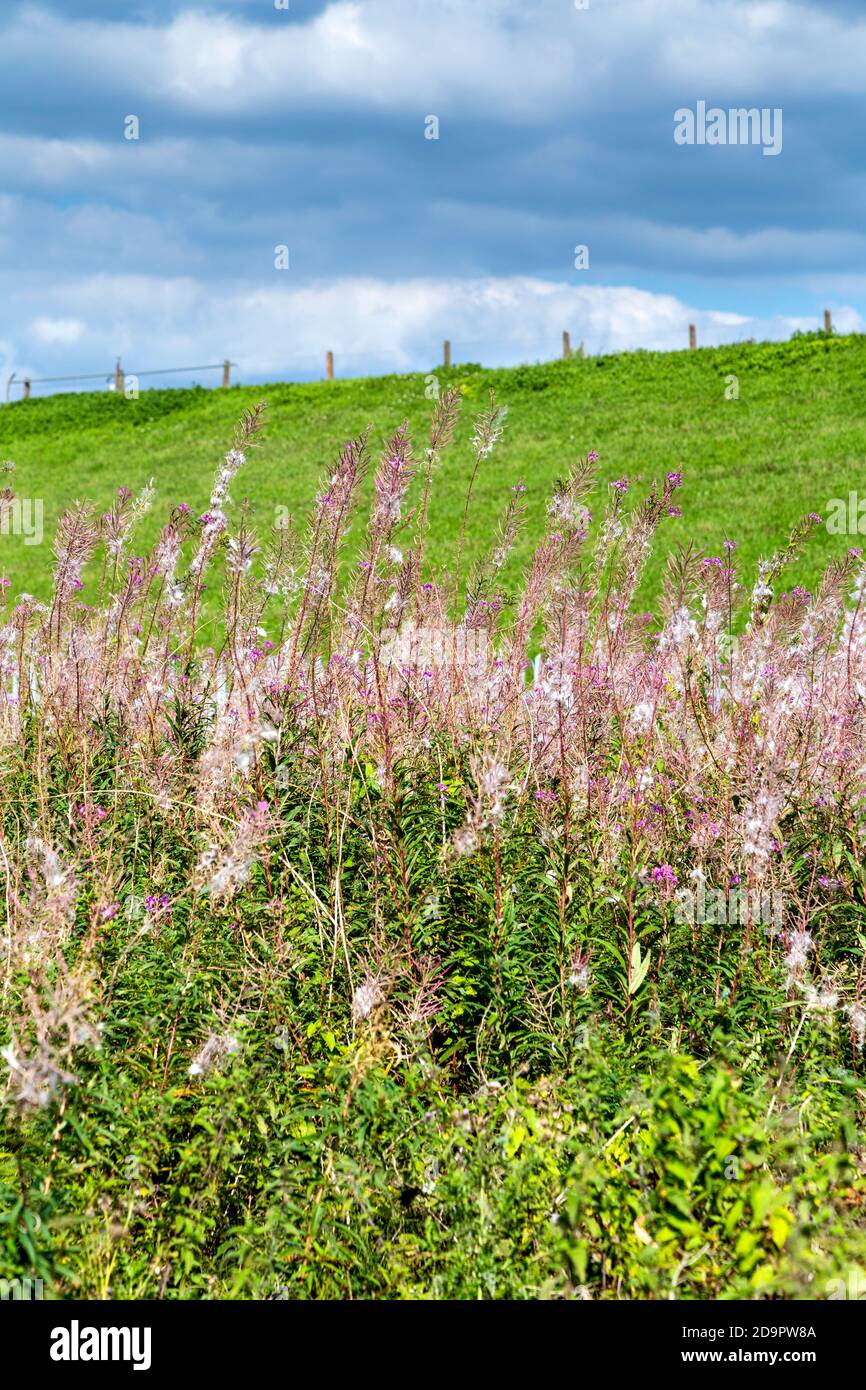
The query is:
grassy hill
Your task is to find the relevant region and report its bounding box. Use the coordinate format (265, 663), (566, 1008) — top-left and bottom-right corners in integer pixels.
(1, 331), (864, 607)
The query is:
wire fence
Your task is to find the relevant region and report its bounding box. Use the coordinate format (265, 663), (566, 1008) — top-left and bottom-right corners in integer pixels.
(2, 310), (837, 402)
(4, 340), (573, 401)
(5, 359), (235, 402)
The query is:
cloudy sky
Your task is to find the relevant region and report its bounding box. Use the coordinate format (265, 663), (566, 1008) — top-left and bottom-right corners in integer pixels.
(1, 0), (865, 392)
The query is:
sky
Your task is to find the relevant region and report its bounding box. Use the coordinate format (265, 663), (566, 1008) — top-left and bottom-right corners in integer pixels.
(1, 0), (865, 394)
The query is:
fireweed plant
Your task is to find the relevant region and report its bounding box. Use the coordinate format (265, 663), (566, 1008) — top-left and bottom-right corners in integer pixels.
(1, 394), (865, 1300)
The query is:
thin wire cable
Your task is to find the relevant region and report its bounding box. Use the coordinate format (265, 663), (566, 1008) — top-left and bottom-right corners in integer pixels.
(18, 362), (233, 385)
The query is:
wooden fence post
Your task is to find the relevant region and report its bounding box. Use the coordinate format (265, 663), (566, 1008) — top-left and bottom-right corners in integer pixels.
(824, 309), (832, 334)
(562, 330), (572, 359)
(222, 360), (231, 388)
(688, 324), (697, 350)
(326, 351), (334, 381)
(114, 358), (124, 393)
(23, 377), (30, 400)
(443, 339), (451, 369)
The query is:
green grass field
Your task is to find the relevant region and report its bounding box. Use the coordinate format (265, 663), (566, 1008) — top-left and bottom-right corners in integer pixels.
(2, 330), (864, 605)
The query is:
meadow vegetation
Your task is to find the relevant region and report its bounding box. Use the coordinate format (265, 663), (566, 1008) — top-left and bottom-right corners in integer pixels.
(2, 329), (865, 609)
(1, 369), (866, 1300)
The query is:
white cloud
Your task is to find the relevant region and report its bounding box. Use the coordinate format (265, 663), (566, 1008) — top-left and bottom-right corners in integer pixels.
(4, 273), (857, 387)
(0, 134), (196, 191)
(29, 316), (87, 345)
(0, 3), (860, 393)
(5, 0), (866, 122)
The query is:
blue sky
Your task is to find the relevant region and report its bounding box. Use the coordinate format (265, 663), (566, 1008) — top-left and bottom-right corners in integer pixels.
(1, 0), (865, 392)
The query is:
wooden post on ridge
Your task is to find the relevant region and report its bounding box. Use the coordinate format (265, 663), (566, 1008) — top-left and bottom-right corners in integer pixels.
(688, 324), (697, 351)
(114, 358), (124, 393)
(326, 350), (334, 381)
(23, 377), (30, 400)
(824, 309), (832, 334)
(562, 330), (572, 359)
(443, 339), (451, 369)
(222, 360), (231, 388)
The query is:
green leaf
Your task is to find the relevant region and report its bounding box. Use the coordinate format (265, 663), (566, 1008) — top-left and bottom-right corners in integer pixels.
(504, 1124), (526, 1159)
(628, 941), (652, 995)
(769, 1212), (792, 1250)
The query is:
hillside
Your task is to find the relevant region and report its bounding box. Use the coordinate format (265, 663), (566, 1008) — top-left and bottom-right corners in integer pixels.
(1, 332), (864, 605)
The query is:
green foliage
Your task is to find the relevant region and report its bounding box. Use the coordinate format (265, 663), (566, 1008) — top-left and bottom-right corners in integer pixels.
(2, 763), (865, 1299)
(2, 367), (866, 1301)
